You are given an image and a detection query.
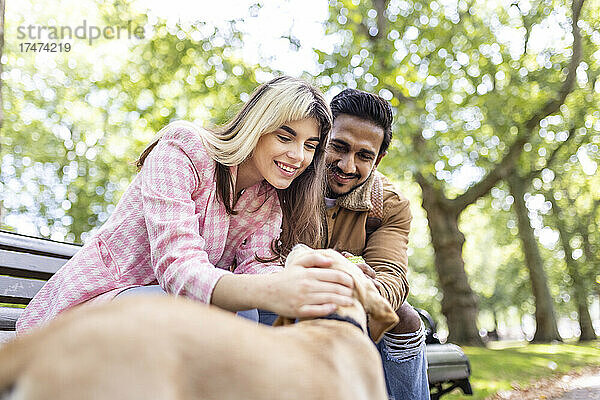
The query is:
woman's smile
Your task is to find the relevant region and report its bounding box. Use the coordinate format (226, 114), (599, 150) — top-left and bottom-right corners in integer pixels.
(275, 161), (299, 176)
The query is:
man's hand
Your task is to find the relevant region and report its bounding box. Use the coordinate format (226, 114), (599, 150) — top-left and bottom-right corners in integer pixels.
(340, 251), (383, 291)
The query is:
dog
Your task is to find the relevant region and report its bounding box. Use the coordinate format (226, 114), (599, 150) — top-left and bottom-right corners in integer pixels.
(0, 245), (398, 400)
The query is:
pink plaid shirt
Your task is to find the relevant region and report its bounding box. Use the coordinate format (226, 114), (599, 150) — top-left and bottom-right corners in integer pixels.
(17, 123), (283, 333)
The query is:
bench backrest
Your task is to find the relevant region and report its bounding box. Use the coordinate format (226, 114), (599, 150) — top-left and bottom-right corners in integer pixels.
(0, 231), (80, 334)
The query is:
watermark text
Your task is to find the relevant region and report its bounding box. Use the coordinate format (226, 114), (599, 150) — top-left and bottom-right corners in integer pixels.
(17, 20), (145, 46)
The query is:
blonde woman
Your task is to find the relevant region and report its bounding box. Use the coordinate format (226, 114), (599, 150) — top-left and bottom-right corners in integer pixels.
(17, 76), (354, 333)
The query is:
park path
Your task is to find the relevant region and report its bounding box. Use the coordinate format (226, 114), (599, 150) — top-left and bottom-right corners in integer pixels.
(491, 366), (600, 400)
(550, 370), (600, 400)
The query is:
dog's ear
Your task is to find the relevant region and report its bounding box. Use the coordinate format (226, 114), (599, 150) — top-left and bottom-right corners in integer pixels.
(324, 250), (399, 343)
(273, 316), (295, 327)
(354, 278), (399, 343)
(284, 244), (312, 269)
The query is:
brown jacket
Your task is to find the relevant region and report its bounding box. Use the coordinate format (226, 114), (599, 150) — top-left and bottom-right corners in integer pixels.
(323, 171), (411, 311)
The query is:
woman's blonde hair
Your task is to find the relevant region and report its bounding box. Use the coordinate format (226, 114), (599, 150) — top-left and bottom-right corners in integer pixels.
(136, 76), (332, 261)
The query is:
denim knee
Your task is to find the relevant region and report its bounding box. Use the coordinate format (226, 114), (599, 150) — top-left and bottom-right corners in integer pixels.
(377, 323), (430, 400)
(381, 321), (426, 362)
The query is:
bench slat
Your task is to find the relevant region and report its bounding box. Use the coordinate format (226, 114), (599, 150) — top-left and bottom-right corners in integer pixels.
(0, 331), (16, 344)
(0, 231), (80, 258)
(426, 344), (471, 383)
(0, 249), (68, 277)
(0, 307), (22, 330)
(0, 275), (46, 304)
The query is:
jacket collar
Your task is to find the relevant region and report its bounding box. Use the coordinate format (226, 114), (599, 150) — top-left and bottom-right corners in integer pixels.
(335, 171), (377, 212)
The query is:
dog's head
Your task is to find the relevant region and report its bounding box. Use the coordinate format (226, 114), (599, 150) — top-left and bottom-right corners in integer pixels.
(275, 244), (398, 342)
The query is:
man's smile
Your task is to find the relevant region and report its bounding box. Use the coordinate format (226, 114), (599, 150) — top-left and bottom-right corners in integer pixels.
(329, 165), (359, 185)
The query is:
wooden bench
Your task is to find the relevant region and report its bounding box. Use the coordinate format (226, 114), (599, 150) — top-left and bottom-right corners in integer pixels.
(417, 308), (473, 399)
(0, 229), (472, 399)
(0, 230), (80, 342)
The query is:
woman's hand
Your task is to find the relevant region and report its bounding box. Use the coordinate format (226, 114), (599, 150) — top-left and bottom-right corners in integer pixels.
(261, 251), (355, 318)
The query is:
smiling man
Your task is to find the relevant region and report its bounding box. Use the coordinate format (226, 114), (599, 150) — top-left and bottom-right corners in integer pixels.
(323, 89), (429, 400)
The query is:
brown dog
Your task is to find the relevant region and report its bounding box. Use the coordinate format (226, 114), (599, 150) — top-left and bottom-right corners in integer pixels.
(0, 245), (398, 400)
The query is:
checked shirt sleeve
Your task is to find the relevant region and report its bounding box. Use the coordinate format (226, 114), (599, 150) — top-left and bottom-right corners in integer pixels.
(140, 128), (231, 304)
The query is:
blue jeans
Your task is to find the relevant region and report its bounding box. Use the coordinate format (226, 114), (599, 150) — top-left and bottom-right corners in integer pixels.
(377, 330), (429, 400)
(116, 285), (259, 321)
(258, 310), (429, 400)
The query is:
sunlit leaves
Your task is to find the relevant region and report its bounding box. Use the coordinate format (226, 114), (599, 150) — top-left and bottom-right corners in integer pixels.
(1, 2), (264, 242)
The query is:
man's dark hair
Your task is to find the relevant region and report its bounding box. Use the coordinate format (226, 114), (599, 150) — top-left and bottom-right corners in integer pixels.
(330, 88), (393, 155)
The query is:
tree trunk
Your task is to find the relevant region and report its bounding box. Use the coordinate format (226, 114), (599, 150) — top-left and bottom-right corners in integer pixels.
(550, 197), (597, 341)
(507, 174), (562, 342)
(0, 0), (5, 227)
(493, 309), (498, 332)
(419, 179), (484, 346)
(519, 311), (528, 339)
(580, 212), (600, 329)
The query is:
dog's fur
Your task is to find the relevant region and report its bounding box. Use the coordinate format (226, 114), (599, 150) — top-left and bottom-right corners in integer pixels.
(0, 245), (398, 400)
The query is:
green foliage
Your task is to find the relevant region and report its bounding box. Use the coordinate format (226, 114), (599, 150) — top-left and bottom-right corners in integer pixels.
(1, 1), (267, 242)
(461, 195), (534, 322)
(318, 0), (599, 336)
(318, 0), (596, 193)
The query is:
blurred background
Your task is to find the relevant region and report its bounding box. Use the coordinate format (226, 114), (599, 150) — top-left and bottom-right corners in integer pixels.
(0, 0), (599, 346)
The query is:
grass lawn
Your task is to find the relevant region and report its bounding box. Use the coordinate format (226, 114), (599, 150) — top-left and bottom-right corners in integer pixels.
(443, 340), (600, 399)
